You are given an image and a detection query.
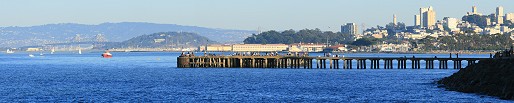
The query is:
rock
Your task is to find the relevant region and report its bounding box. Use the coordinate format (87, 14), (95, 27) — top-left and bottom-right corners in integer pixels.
(438, 59), (514, 100)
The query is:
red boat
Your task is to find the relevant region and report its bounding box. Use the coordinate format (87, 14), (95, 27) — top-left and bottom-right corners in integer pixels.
(102, 50), (113, 58)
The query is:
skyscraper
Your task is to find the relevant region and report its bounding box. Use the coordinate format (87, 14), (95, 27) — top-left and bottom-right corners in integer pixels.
(420, 6), (436, 28)
(341, 23), (358, 36)
(496, 6), (504, 24)
(414, 15), (421, 26)
(472, 6), (477, 14)
(393, 14), (397, 25)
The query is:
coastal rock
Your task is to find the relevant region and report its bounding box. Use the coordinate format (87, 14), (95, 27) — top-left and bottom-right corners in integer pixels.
(438, 59), (514, 100)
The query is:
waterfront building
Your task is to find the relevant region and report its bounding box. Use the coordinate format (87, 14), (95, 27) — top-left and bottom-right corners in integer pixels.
(341, 23), (359, 36)
(204, 44), (233, 52)
(26, 48), (41, 51)
(232, 44), (288, 52)
(378, 43), (411, 52)
(414, 15), (421, 26)
(290, 44), (327, 52)
(496, 6), (504, 25)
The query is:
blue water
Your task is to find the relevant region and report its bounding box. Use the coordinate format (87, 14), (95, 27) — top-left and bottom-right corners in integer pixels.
(0, 52), (511, 102)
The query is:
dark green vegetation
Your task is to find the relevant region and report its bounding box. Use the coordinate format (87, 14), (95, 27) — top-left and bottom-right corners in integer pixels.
(439, 59), (514, 100)
(104, 32), (216, 48)
(243, 29), (353, 44)
(351, 38), (382, 46)
(462, 14), (495, 28)
(417, 34), (513, 50)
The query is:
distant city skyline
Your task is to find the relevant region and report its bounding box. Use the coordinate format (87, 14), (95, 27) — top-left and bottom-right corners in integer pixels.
(0, 0), (513, 32)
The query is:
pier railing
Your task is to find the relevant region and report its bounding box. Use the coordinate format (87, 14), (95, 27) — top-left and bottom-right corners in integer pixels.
(177, 55), (492, 69)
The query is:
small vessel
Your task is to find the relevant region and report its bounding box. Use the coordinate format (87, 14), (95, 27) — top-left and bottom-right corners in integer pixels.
(102, 50), (113, 58)
(29, 54), (35, 57)
(50, 48), (55, 54)
(78, 49), (82, 54)
(6, 49), (14, 54)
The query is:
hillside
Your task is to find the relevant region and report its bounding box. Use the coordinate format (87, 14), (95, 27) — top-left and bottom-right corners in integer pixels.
(103, 32), (216, 48)
(0, 22), (255, 47)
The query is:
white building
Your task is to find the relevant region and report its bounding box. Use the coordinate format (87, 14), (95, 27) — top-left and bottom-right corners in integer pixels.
(444, 17), (460, 32)
(232, 44), (289, 52)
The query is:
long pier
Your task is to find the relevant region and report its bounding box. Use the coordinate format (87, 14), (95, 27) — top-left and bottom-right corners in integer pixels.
(177, 55), (492, 69)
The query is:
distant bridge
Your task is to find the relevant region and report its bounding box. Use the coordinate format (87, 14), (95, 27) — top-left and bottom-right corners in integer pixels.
(177, 55), (492, 69)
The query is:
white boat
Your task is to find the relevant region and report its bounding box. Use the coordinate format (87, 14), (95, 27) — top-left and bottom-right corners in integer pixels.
(50, 48), (55, 54)
(78, 49), (82, 54)
(6, 49), (14, 54)
(29, 54), (35, 57)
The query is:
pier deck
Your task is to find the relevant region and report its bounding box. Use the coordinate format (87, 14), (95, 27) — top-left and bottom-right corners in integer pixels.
(177, 55), (492, 69)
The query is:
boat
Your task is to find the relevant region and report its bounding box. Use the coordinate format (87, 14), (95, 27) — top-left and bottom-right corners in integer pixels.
(29, 54), (35, 57)
(102, 50), (112, 58)
(6, 49), (14, 54)
(78, 49), (82, 54)
(50, 48), (55, 54)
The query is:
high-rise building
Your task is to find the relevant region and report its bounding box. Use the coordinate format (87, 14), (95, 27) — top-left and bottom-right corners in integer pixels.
(497, 6), (504, 17)
(486, 18), (491, 26)
(506, 13), (514, 22)
(341, 23), (358, 36)
(393, 14), (397, 25)
(498, 15), (504, 25)
(420, 6), (436, 28)
(419, 8), (429, 27)
(414, 15), (421, 26)
(472, 6), (477, 14)
(496, 6), (504, 24)
(444, 17), (459, 31)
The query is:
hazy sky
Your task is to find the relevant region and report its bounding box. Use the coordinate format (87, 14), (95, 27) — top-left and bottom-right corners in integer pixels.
(0, 0), (512, 31)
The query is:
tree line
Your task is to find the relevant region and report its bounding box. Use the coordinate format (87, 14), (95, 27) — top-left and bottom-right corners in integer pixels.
(243, 29), (353, 45)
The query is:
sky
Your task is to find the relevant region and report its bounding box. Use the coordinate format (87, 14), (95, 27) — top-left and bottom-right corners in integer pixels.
(0, 0), (513, 31)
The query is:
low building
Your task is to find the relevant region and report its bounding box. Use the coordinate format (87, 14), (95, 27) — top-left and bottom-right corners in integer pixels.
(204, 44), (232, 52)
(288, 44), (326, 52)
(378, 43), (411, 52)
(26, 48), (41, 51)
(232, 44), (288, 52)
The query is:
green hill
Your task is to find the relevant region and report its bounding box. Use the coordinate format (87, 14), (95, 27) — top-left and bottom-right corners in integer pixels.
(104, 32), (216, 48)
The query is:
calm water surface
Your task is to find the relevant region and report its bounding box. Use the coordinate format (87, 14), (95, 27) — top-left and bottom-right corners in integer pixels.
(0, 52), (511, 102)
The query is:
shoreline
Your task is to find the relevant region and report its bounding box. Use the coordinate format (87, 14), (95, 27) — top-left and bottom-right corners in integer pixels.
(108, 50), (495, 54)
(438, 59), (514, 100)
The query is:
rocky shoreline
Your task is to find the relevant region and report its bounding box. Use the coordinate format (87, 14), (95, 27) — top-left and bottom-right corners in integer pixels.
(438, 59), (514, 100)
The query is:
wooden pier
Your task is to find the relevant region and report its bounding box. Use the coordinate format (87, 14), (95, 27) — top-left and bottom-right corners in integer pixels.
(177, 55), (491, 69)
